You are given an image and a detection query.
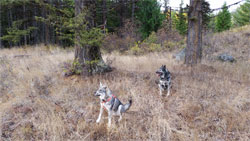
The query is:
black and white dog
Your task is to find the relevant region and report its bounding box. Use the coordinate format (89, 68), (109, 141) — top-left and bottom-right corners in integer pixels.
(156, 65), (172, 96)
(94, 82), (132, 127)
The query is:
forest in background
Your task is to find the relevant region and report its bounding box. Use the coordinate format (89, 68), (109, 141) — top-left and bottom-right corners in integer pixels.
(0, 0), (249, 49)
(0, 1), (250, 140)
(0, 0), (163, 48)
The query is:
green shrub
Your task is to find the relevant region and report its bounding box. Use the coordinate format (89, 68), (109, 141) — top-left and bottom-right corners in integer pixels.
(130, 42), (142, 55)
(165, 41), (176, 49)
(148, 43), (161, 52)
(143, 32), (157, 44)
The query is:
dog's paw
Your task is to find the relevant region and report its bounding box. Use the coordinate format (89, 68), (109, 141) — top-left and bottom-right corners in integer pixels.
(167, 92), (170, 97)
(96, 119), (100, 123)
(108, 123), (111, 128)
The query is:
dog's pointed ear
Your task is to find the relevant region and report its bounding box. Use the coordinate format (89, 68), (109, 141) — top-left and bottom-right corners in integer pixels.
(102, 83), (107, 89)
(99, 82), (102, 87)
(107, 87), (112, 95)
(163, 65), (166, 69)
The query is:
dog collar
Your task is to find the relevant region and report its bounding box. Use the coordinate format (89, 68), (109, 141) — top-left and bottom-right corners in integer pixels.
(102, 94), (116, 103)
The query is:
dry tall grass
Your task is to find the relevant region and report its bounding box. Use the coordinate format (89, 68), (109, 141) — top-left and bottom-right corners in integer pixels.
(0, 26), (250, 141)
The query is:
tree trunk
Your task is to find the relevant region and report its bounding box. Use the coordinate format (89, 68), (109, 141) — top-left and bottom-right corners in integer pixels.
(9, 8), (13, 47)
(33, 3), (39, 44)
(132, 0), (135, 24)
(74, 0), (111, 76)
(0, 33), (1, 49)
(103, 0), (107, 34)
(41, 5), (45, 44)
(42, 3), (49, 45)
(124, 0), (128, 18)
(169, 7), (172, 31)
(119, 0), (124, 27)
(23, 3), (27, 46)
(45, 7), (49, 45)
(0, 22), (1, 48)
(164, 0), (169, 14)
(185, 0), (202, 65)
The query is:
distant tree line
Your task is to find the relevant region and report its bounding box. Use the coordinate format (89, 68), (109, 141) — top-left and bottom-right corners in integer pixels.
(233, 0), (250, 27)
(0, 0), (165, 48)
(0, 0), (75, 47)
(1, 0), (249, 48)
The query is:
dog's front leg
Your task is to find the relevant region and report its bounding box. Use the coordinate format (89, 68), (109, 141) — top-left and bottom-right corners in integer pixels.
(108, 111), (112, 127)
(167, 88), (170, 96)
(96, 104), (103, 123)
(167, 82), (171, 96)
(118, 114), (122, 122)
(158, 84), (162, 96)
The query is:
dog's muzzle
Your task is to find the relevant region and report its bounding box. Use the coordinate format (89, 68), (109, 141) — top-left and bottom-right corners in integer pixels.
(94, 92), (100, 96)
(156, 71), (162, 76)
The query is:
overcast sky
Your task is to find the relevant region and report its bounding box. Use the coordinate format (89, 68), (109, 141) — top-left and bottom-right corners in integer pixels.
(160, 0), (244, 12)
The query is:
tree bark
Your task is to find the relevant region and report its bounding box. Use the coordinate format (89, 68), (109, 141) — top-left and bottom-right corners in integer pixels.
(132, 0), (135, 24)
(74, 0), (111, 75)
(42, 2), (49, 45)
(8, 8), (13, 47)
(185, 0), (202, 65)
(41, 5), (45, 44)
(119, 0), (124, 27)
(23, 2), (27, 46)
(45, 6), (49, 45)
(0, 6), (2, 48)
(164, 0), (169, 14)
(103, 0), (107, 34)
(169, 7), (172, 31)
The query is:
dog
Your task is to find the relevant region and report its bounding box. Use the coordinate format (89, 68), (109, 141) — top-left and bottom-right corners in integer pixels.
(94, 82), (132, 127)
(156, 65), (171, 96)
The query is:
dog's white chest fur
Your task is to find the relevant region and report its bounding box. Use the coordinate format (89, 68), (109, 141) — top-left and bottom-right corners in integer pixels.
(159, 80), (168, 85)
(101, 102), (122, 115)
(102, 102), (111, 111)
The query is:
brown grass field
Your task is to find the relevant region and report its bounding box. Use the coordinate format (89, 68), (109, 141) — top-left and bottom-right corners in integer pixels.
(0, 26), (250, 140)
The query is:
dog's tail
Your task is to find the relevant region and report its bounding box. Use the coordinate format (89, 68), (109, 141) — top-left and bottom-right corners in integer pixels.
(121, 99), (132, 113)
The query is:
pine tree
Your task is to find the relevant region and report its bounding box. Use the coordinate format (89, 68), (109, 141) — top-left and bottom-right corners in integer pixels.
(73, 0), (111, 75)
(201, 0), (212, 30)
(176, 0), (187, 35)
(215, 3), (231, 32)
(1, 20), (36, 46)
(136, 0), (164, 39)
(0, 0), (37, 46)
(233, 0), (250, 27)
